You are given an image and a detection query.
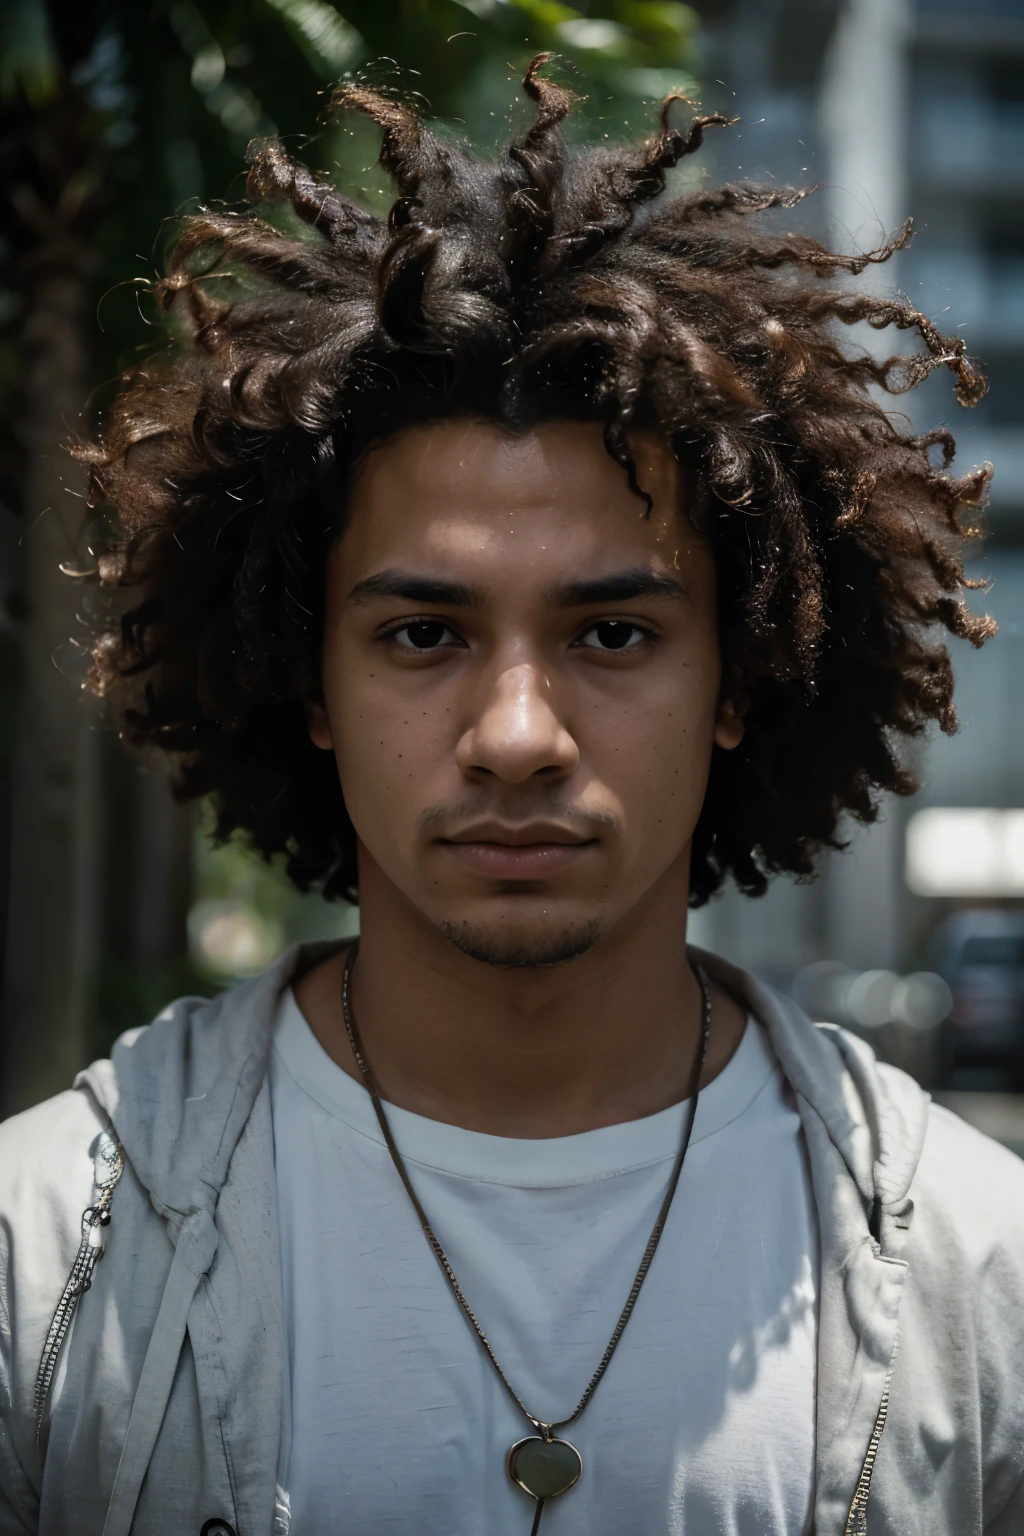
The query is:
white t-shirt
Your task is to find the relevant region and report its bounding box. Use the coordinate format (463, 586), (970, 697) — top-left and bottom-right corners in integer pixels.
(269, 991), (819, 1536)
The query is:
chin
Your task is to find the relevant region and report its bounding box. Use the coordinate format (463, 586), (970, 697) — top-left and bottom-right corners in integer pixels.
(439, 916), (603, 969)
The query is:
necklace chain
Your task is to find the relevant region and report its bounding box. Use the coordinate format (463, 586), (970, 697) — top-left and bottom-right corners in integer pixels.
(340, 941), (712, 1437)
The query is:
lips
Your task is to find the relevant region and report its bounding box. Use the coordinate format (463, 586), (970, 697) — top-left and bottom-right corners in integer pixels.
(438, 822), (596, 880)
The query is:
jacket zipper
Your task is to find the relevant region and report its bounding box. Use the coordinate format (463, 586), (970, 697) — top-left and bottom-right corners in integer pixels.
(844, 1327), (900, 1536)
(34, 1129), (125, 1450)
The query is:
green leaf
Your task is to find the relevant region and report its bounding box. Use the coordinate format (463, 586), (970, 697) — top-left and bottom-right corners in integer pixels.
(0, 0), (60, 106)
(506, 0), (580, 31)
(618, 1), (699, 43)
(616, 65), (698, 100)
(262, 0), (363, 75)
(556, 18), (630, 53)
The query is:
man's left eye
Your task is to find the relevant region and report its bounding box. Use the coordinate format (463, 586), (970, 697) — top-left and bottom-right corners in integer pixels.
(576, 621), (649, 652)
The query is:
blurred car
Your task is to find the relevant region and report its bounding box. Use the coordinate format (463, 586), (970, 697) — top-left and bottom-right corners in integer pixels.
(930, 910), (1024, 1090)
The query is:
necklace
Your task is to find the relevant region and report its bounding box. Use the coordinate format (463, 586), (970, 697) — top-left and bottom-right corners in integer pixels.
(340, 942), (711, 1534)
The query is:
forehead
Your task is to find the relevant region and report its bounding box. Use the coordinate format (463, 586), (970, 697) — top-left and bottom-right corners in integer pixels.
(337, 417), (703, 584)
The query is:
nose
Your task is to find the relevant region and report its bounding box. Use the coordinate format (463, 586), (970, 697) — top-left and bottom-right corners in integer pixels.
(456, 662), (579, 784)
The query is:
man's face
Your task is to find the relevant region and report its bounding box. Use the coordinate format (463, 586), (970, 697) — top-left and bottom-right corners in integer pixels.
(309, 418), (742, 967)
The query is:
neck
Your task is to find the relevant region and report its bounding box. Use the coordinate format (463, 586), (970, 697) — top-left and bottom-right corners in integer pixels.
(294, 863), (747, 1138)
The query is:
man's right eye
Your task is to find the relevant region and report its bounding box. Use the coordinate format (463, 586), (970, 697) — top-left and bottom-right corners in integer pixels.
(392, 621), (461, 651)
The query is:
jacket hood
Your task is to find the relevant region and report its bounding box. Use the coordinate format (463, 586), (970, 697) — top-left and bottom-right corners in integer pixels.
(693, 946), (932, 1211)
(79, 941), (336, 1228)
(79, 939), (932, 1230)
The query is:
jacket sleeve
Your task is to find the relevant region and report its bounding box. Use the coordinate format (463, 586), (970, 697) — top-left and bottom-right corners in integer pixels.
(0, 1088), (106, 1534)
(0, 1232), (38, 1533)
(914, 1106), (1024, 1531)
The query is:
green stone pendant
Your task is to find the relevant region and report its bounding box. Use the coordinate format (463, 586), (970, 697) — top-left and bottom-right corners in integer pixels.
(507, 1434), (583, 1500)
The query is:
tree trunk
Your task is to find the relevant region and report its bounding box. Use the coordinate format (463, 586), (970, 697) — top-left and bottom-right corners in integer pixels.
(1, 234), (101, 1114)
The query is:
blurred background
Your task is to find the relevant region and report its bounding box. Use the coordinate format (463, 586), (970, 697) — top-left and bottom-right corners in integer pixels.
(1, 0), (1023, 1154)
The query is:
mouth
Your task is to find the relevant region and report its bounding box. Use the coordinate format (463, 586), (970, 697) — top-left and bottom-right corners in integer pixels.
(437, 822), (598, 880)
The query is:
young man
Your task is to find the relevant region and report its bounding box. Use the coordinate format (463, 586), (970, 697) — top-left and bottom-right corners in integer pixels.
(2, 59), (1023, 1536)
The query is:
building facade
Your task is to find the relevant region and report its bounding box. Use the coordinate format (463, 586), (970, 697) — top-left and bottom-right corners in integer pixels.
(690, 0), (1024, 1008)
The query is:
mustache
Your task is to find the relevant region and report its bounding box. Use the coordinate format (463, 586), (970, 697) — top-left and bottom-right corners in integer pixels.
(415, 798), (619, 839)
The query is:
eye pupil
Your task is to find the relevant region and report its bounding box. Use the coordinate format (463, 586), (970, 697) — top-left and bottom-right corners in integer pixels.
(406, 621), (446, 649)
(595, 621), (633, 650)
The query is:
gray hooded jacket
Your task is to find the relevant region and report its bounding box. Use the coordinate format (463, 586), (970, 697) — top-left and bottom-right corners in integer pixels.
(1, 941), (1024, 1535)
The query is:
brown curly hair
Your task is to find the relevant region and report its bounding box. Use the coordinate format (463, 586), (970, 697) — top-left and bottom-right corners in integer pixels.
(74, 57), (995, 907)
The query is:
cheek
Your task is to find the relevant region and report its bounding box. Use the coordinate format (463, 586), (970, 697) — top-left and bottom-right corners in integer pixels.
(328, 661), (455, 834)
(584, 656), (720, 837)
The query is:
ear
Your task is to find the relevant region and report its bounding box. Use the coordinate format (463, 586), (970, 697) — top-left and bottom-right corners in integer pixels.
(713, 694), (745, 751)
(305, 699), (334, 752)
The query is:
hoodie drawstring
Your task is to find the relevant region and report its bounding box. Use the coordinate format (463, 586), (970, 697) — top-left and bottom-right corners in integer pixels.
(101, 1208), (219, 1536)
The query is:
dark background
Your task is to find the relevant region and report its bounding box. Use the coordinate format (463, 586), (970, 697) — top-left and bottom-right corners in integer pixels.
(2, 0), (1023, 1149)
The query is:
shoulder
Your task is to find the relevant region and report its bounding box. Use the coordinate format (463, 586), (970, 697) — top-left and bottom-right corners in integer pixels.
(922, 1096), (1024, 1182)
(897, 1093), (1024, 1415)
(913, 1098), (1024, 1263)
(0, 1085), (112, 1323)
(0, 1085), (107, 1247)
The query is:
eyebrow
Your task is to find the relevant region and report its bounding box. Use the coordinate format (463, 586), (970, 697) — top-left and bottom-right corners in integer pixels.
(346, 570), (485, 607)
(345, 565), (688, 609)
(550, 569), (688, 606)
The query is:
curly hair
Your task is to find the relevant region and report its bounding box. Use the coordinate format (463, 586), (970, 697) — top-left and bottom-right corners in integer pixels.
(73, 57), (995, 907)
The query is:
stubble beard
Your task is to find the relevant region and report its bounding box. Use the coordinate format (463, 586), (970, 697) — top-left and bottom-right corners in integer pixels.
(439, 916), (603, 969)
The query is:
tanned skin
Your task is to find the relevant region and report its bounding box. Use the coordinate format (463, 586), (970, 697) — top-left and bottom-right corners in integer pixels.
(297, 419), (747, 1138)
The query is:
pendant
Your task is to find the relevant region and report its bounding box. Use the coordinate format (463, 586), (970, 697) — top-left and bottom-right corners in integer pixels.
(507, 1433), (583, 1500)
